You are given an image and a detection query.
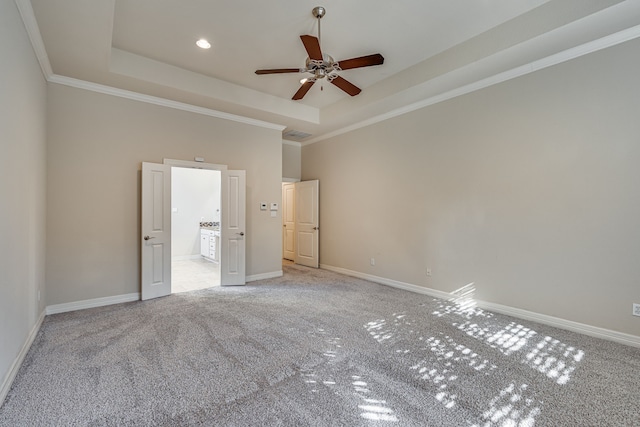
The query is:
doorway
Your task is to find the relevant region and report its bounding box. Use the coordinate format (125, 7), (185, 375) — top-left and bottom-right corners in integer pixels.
(171, 167), (221, 293)
(282, 180), (319, 268)
(141, 161), (247, 300)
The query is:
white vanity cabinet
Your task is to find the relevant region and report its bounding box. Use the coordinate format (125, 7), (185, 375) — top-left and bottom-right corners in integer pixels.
(200, 229), (219, 262)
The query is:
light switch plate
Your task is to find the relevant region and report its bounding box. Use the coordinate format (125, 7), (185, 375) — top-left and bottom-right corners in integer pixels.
(270, 202), (279, 211)
(260, 203), (267, 211)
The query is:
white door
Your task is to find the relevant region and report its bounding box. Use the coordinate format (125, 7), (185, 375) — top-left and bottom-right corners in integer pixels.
(141, 162), (172, 300)
(295, 180), (319, 268)
(282, 182), (296, 261)
(221, 170), (246, 285)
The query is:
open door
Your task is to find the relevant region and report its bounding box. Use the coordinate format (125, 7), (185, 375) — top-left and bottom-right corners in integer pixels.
(141, 162), (172, 300)
(221, 170), (246, 285)
(282, 182), (296, 261)
(295, 180), (319, 268)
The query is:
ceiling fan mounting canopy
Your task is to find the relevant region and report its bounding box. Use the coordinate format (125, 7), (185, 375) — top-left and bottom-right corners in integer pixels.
(255, 6), (384, 100)
(312, 6), (325, 19)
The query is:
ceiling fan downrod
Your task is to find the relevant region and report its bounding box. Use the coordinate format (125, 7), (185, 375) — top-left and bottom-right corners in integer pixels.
(312, 6), (325, 45)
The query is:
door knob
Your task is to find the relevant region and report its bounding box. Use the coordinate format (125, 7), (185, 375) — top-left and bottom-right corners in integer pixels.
(313, 226), (319, 230)
(238, 232), (245, 236)
(144, 235), (155, 240)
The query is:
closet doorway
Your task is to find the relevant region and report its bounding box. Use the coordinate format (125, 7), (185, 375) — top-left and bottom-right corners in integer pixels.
(282, 180), (319, 268)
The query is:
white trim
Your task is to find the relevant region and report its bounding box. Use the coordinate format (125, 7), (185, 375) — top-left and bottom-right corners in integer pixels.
(303, 24), (640, 146)
(46, 293), (140, 315)
(163, 158), (228, 171)
(320, 264), (640, 348)
(14, 0), (52, 79)
(477, 301), (640, 349)
(48, 74), (286, 132)
(16, 0), (640, 143)
(282, 177), (301, 183)
(282, 140), (302, 147)
(246, 270), (283, 282)
(0, 310), (45, 406)
(321, 264), (452, 300)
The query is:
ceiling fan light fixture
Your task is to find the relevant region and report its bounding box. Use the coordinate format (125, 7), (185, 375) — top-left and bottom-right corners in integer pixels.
(196, 39), (211, 49)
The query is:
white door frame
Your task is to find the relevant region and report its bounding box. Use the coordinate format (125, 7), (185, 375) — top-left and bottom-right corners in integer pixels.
(142, 159), (247, 299)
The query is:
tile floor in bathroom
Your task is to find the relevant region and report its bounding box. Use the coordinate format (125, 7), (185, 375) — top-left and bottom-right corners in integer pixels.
(172, 257), (220, 293)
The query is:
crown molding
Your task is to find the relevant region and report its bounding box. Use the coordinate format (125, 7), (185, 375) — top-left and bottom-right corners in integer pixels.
(16, 0), (285, 132)
(303, 24), (640, 146)
(18, 0), (640, 144)
(48, 74), (286, 131)
(14, 0), (52, 79)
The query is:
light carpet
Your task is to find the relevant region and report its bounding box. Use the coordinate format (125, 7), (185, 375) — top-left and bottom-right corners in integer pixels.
(1, 264), (639, 426)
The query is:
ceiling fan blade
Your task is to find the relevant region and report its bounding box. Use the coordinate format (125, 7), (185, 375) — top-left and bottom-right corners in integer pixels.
(330, 76), (361, 96)
(335, 53), (384, 70)
(300, 35), (323, 61)
(292, 80), (315, 100)
(255, 68), (303, 75)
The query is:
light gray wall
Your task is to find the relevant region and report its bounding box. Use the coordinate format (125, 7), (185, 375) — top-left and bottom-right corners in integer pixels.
(171, 168), (221, 258)
(282, 142), (301, 180)
(302, 39), (640, 337)
(0, 0), (47, 393)
(46, 83), (283, 305)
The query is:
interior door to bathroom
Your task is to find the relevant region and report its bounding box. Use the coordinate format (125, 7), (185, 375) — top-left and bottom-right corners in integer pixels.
(141, 162), (172, 300)
(221, 170), (246, 285)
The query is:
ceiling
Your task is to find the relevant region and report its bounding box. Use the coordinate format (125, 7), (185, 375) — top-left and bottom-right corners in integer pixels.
(26, 0), (640, 143)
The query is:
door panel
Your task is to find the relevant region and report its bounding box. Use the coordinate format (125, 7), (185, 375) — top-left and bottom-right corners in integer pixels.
(297, 231), (315, 258)
(227, 239), (239, 274)
(294, 180), (319, 268)
(221, 170), (246, 285)
(141, 162), (172, 300)
(282, 182), (296, 260)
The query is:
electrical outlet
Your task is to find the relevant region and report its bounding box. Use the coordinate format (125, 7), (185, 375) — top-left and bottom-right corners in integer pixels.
(370, 258), (375, 266)
(426, 268), (432, 277)
(633, 303), (640, 317)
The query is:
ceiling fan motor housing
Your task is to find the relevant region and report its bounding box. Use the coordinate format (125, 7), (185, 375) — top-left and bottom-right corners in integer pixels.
(305, 55), (339, 80)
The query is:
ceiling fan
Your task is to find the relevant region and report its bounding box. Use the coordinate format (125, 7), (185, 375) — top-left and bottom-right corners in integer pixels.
(255, 6), (384, 100)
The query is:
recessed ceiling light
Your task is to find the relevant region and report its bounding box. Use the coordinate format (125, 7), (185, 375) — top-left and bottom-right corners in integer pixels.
(196, 39), (211, 49)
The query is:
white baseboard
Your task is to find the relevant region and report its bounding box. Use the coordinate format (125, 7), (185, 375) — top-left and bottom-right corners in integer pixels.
(1, 310), (45, 406)
(321, 264), (453, 301)
(46, 293), (140, 315)
(246, 270), (283, 282)
(477, 301), (640, 348)
(320, 264), (640, 348)
(43, 270), (283, 314)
